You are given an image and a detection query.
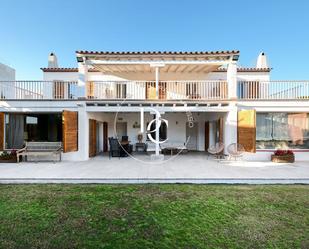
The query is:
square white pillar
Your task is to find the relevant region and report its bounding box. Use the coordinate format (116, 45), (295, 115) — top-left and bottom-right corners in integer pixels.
(224, 105), (238, 154)
(227, 61), (237, 100)
(77, 104), (89, 161)
(78, 62), (88, 98)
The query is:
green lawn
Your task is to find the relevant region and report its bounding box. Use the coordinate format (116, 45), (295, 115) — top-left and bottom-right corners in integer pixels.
(0, 185), (308, 249)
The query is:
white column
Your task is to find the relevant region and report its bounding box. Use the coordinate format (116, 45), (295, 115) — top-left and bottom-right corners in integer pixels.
(227, 61), (237, 100)
(155, 114), (160, 156)
(78, 103), (89, 160)
(155, 67), (160, 156)
(78, 62), (88, 98)
(224, 104), (238, 154)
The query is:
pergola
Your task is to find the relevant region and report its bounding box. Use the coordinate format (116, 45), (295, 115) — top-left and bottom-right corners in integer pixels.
(76, 50), (239, 76)
(76, 50), (239, 98)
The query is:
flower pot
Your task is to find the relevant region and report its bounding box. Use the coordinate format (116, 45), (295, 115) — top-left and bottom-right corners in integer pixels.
(271, 154), (295, 163)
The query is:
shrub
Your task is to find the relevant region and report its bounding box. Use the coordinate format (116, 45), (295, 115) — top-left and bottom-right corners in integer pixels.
(274, 149), (294, 156)
(0, 150), (17, 160)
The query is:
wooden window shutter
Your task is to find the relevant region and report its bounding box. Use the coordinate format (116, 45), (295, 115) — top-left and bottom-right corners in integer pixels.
(146, 82), (156, 99)
(89, 119), (97, 157)
(62, 111), (78, 152)
(0, 113), (4, 151)
(238, 110), (256, 152)
(87, 81), (95, 99)
(159, 82), (166, 100)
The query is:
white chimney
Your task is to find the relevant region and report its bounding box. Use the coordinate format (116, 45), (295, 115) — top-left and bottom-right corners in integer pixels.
(256, 52), (268, 68)
(48, 52), (58, 68)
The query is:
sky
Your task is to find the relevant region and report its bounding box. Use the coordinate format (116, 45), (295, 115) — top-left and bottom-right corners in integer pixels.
(0, 0), (308, 80)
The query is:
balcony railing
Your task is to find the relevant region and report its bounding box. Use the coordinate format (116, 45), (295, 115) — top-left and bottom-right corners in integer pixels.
(1, 80), (308, 101)
(86, 81), (227, 100)
(238, 80), (309, 100)
(0, 81), (81, 100)
(0, 80), (228, 100)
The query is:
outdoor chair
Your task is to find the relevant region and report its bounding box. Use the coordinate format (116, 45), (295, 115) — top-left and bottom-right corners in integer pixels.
(121, 135), (133, 154)
(227, 143), (245, 161)
(121, 136), (128, 142)
(109, 137), (120, 159)
(207, 142), (225, 160)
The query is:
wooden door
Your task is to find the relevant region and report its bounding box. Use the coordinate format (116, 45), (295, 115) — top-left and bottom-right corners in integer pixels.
(89, 119), (97, 157)
(218, 117), (224, 143)
(238, 110), (256, 152)
(103, 122), (108, 152)
(0, 113), (4, 151)
(205, 121), (210, 151)
(62, 111), (78, 152)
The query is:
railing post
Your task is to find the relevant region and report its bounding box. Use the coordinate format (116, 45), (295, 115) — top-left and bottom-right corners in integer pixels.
(227, 61), (237, 100)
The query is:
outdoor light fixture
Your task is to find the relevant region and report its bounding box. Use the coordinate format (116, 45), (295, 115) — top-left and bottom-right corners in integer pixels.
(77, 57), (84, 63)
(232, 55), (239, 61)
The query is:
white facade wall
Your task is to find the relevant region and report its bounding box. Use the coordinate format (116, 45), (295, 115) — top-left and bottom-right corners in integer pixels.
(0, 63), (16, 99)
(0, 67), (297, 161)
(0, 63), (15, 81)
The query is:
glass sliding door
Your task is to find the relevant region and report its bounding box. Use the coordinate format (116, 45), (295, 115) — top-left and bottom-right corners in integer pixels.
(256, 112), (309, 149)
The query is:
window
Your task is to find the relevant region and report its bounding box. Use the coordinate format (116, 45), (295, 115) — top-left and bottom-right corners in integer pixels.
(256, 113), (309, 149)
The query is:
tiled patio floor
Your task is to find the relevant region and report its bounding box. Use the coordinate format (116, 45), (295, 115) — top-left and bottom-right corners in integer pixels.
(0, 153), (308, 184)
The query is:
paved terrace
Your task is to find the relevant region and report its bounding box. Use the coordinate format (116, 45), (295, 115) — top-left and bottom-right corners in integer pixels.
(0, 153), (308, 184)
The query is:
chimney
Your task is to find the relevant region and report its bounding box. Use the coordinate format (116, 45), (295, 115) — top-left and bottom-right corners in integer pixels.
(48, 52), (58, 68)
(256, 52), (268, 68)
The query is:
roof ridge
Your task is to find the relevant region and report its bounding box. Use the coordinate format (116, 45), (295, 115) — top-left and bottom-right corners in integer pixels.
(41, 67), (271, 72)
(75, 50), (240, 55)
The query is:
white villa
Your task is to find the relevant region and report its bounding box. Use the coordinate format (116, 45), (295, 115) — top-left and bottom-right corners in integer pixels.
(0, 50), (308, 162)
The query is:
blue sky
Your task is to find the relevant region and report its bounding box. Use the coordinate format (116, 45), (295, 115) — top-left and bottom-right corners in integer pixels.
(0, 0), (308, 80)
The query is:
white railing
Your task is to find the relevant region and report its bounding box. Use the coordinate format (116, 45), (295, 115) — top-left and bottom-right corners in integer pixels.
(86, 80), (228, 100)
(0, 81), (82, 100)
(2, 80), (308, 101)
(0, 80), (227, 100)
(238, 80), (309, 100)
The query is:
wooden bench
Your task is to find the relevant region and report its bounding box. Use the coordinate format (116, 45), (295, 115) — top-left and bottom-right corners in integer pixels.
(17, 142), (62, 163)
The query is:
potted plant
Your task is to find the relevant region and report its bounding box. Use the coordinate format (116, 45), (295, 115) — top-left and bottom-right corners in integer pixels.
(0, 150), (18, 163)
(271, 149), (295, 163)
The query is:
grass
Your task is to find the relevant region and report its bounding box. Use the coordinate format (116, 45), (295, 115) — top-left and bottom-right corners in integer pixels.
(0, 185), (308, 249)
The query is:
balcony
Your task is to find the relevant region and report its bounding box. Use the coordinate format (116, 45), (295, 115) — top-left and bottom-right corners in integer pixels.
(1, 80), (308, 101)
(0, 80), (228, 101)
(238, 80), (309, 100)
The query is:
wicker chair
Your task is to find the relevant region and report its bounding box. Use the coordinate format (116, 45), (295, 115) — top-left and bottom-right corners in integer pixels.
(227, 143), (245, 161)
(207, 142), (225, 160)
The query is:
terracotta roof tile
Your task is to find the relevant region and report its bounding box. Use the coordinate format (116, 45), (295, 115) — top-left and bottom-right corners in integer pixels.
(75, 50), (240, 56)
(215, 67), (272, 72)
(40, 68), (99, 72)
(41, 67), (271, 73)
